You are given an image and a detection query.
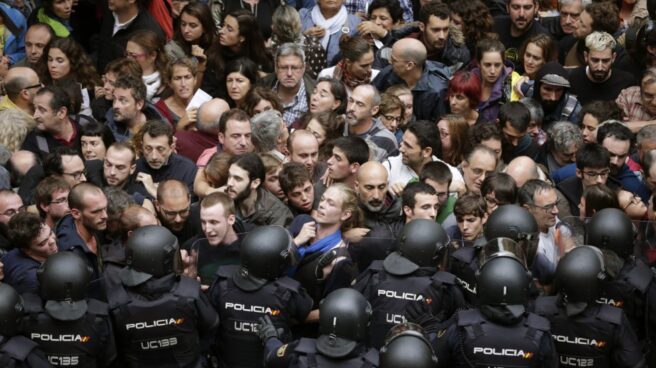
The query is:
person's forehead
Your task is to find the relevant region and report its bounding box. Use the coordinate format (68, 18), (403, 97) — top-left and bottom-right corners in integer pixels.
(292, 181), (313, 193)
(225, 119), (251, 133)
(588, 49), (613, 59)
(534, 188), (556, 203)
(427, 14), (450, 25)
(292, 135), (318, 151)
(509, 0), (535, 5)
(27, 27), (51, 40)
(143, 133), (170, 146)
(0, 192), (21, 207)
(107, 147), (133, 162)
(559, 1), (582, 11)
(62, 154), (84, 168)
(351, 87), (372, 103)
(81, 135), (102, 142)
(229, 163), (249, 177)
(83, 191), (107, 207)
(470, 151), (496, 167)
(414, 192), (438, 204)
(359, 168), (388, 184)
(603, 136), (630, 152)
(201, 202), (226, 217)
(113, 87), (133, 98)
(277, 54), (303, 65)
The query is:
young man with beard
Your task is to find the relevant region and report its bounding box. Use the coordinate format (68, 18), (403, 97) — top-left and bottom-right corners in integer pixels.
(279, 162), (314, 216)
(0, 190), (24, 252)
(34, 175), (70, 230)
(498, 101), (540, 163)
(569, 32), (637, 105)
(155, 180), (199, 245)
(529, 61), (581, 128)
(224, 153), (292, 227)
(493, 0), (547, 69)
(417, 2), (470, 67)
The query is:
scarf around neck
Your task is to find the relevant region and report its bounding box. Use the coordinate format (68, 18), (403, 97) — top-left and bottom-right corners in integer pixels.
(311, 5), (348, 49)
(334, 59), (371, 90)
(143, 71), (161, 101)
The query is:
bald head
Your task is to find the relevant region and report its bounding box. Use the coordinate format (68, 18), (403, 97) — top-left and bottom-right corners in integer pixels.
(197, 98), (230, 133)
(392, 38), (427, 66)
(357, 161), (389, 213)
(504, 156), (539, 187)
(121, 205), (158, 239)
(4, 67), (40, 102)
(289, 129), (319, 174)
(157, 179), (190, 202)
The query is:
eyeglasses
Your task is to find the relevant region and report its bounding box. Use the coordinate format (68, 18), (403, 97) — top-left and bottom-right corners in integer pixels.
(382, 115), (403, 123)
(583, 169), (610, 178)
(1, 206), (25, 217)
(50, 197), (68, 205)
(277, 65), (304, 72)
(160, 206), (191, 218)
(530, 200), (561, 212)
(63, 170), (87, 181)
(24, 83), (42, 90)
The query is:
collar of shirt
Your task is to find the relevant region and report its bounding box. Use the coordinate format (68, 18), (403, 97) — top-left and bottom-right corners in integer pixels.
(112, 12), (138, 36)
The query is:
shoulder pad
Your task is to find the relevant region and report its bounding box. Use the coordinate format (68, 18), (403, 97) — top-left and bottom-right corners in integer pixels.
(533, 296), (559, 317)
(596, 304), (623, 326)
(294, 338), (317, 354)
(526, 313), (551, 332)
(173, 276), (200, 299)
(363, 348), (379, 366)
(625, 261), (653, 293)
(216, 264), (239, 279)
(433, 271), (457, 285)
(274, 276), (302, 291)
(457, 309), (484, 326)
(21, 293), (43, 314)
(107, 283), (130, 309)
(451, 247), (477, 264)
(86, 299), (109, 316)
(368, 260), (384, 271)
(0, 336), (38, 361)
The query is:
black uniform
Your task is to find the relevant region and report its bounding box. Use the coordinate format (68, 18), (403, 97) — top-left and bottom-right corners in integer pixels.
(263, 337), (379, 368)
(21, 294), (116, 367)
(534, 295), (645, 368)
(0, 335), (51, 368)
(352, 261), (465, 348)
(433, 308), (558, 368)
(209, 265), (314, 368)
(107, 274), (219, 368)
(448, 246), (481, 306)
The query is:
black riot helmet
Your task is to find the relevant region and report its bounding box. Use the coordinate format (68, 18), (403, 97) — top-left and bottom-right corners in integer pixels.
(234, 225), (294, 291)
(317, 288), (372, 358)
(37, 252), (92, 321)
(476, 254), (531, 309)
(585, 208), (635, 259)
(120, 225), (181, 287)
(555, 246), (606, 304)
(0, 283), (23, 336)
(380, 323), (438, 368)
(484, 204), (538, 264)
(384, 219), (448, 275)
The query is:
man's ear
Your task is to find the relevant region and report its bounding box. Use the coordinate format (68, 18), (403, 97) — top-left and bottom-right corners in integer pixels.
(421, 146), (432, 159)
(583, 51), (589, 63)
(129, 164), (136, 175)
(371, 105), (380, 116)
(350, 162), (361, 175)
(340, 209), (352, 222)
(611, 51), (617, 64)
(402, 205), (413, 218)
(575, 168), (582, 180)
(218, 132), (225, 145)
(482, 212), (488, 225)
(227, 214), (236, 226)
(251, 178), (261, 190)
(56, 107), (67, 120)
(70, 207), (81, 220)
(418, 22), (425, 33)
(136, 99), (145, 112)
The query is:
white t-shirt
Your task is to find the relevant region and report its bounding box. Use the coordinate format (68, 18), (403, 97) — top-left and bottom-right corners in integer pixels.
(383, 154), (464, 187)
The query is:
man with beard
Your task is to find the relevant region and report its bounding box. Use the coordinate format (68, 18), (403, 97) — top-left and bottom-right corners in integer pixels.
(493, 0), (547, 69)
(498, 102), (540, 163)
(262, 43), (314, 126)
(540, 0), (584, 41)
(350, 161), (403, 272)
(155, 180), (198, 245)
(105, 76), (166, 142)
(0, 190), (23, 253)
(55, 183), (108, 297)
(416, 2), (469, 67)
(569, 32), (637, 105)
(34, 175), (70, 230)
(224, 153), (292, 226)
(529, 62), (581, 128)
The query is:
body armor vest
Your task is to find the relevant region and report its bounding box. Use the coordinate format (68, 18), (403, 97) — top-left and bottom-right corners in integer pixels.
(292, 338), (378, 368)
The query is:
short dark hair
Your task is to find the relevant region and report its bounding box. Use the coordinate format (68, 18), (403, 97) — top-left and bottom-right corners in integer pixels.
(517, 179), (554, 206)
(470, 122), (503, 145)
(35, 85), (71, 113)
(332, 136), (370, 165)
(79, 121), (116, 153)
(575, 143), (610, 170)
(279, 162), (311, 195)
(368, 0), (403, 23)
(8, 212), (43, 250)
(314, 77), (348, 114)
(579, 100), (621, 126)
(420, 161), (453, 187)
(585, 1), (620, 35)
(418, 1), (450, 23)
(406, 120), (441, 156)
(44, 147), (82, 177)
(596, 121), (633, 145)
(229, 152), (265, 183)
(113, 75), (147, 103)
(454, 192), (487, 219)
(480, 172), (517, 205)
(35, 175), (70, 218)
(498, 102), (531, 133)
(68, 182), (103, 211)
(141, 120), (174, 145)
(402, 181), (437, 210)
(219, 108), (250, 134)
(581, 184), (619, 217)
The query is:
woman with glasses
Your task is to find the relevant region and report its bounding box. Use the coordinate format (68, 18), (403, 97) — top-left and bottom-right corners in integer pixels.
(317, 35), (379, 95)
(38, 37), (101, 117)
(438, 114), (471, 167)
(376, 92), (404, 144)
(480, 172), (517, 216)
(618, 189), (648, 220)
(126, 30), (170, 102)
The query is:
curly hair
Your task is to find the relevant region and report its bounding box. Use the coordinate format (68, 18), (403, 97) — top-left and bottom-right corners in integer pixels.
(40, 37), (101, 88)
(585, 1), (620, 35)
(448, 0), (496, 50)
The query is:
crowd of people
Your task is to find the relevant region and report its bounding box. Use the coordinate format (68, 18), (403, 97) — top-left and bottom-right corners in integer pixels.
(0, 0), (655, 365)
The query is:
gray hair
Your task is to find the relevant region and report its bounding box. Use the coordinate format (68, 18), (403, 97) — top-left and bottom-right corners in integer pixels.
(637, 125), (656, 148)
(549, 121), (584, 152)
(250, 110), (283, 152)
(519, 97), (545, 125)
(585, 31), (616, 52)
(558, 0), (590, 8)
(358, 84), (381, 106)
(276, 42), (306, 65)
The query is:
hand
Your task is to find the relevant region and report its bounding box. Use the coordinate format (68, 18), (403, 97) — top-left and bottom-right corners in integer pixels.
(94, 85), (105, 98)
(304, 26), (326, 38)
(294, 221), (316, 246)
(257, 315), (284, 343)
(321, 170), (333, 187)
(191, 45), (207, 64)
(180, 249), (198, 278)
(405, 300), (440, 333)
(389, 182), (406, 196)
(357, 21), (386, 39)
(135, 173), (157, 197)
(513, 75), (529, 98)
(343, 227), (370, 243)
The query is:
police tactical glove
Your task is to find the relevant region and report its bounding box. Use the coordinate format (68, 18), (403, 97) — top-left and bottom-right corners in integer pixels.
(405, 300), (441, 334)
(257, 315), (284, 343)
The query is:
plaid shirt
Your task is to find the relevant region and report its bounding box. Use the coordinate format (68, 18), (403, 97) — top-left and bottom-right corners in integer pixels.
(345, 0), (368, 15)
(616, 86), (655, 122)
(279, 80), (308, 126)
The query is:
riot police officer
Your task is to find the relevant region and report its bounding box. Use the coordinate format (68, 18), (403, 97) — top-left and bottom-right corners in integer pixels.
(0, 283), (50, 368)
(585, 208), (656, 362)
(379, 323), (438, 368)
(208, 225), (314, 368)
(106, 225), (219, 368)
(429, 254), (557, 367)
(352, 219), (465, 348)
(449, 204), (538, 305)
(260, 288), (379, 367)
(534, 245), (646, 367)
(21, 252), (116, 367)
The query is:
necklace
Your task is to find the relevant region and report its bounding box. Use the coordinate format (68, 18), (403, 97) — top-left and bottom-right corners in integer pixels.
(240, 0), (258, 17)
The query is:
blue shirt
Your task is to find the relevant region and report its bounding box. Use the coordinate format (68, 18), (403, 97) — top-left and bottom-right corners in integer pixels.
(2, 248), (41, 294)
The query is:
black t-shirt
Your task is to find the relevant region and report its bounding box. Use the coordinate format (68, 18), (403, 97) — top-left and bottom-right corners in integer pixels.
(493, 16), (548, 70)
(568, 67), (638, 106)
(183, 233), (244, 285)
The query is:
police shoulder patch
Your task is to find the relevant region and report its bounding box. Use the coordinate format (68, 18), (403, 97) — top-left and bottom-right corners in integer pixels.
(277, 344), (288, 357)
(437, 329), (447, 338)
